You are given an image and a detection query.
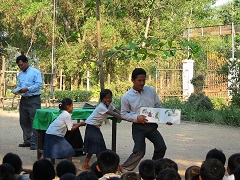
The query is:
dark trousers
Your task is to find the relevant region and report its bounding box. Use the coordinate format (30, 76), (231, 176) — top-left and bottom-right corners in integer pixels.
(121, 123), (167, 171)
(19, 95), (41, 146)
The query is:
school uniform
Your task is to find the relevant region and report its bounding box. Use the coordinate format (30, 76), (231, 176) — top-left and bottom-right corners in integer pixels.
(83, 102), (115, 155)
(43, 110), (75, 158)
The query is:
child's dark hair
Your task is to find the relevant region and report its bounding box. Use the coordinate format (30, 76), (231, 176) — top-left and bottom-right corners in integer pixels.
(56, 160), (76, 178)
(97, 150), (120, 174)
(200, 158), (225, 180)
(59, 98), (73, 111)
(185, 165), (200, 180)
(205, 148), (226, 165)
(16, 52), (28, 63)
(156, 168), (181, 180)
(100, 89), (112, 101)
(32, 159), (56, 180)
(2, 152), (23, 174)
(138, 159), (155, 180)
(228, 153), (240, 174)
(90, 161), (103, 178)
(121, 172), (142, 180)
(131, 68), (146, 80)
(75, 170), (98, 180)
(154, 158), (178, 177)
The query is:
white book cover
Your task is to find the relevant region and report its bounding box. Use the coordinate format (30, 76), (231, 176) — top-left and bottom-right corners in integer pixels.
(140, 107), (181, 124)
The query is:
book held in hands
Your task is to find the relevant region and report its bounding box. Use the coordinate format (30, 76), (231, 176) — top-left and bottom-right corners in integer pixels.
(140, 107), (181, 124)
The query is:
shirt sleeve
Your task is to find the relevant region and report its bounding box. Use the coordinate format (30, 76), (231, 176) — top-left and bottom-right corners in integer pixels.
(121, 95), (138, 123)
(65, 113), (73, 131)
(28, 70), (42, 93)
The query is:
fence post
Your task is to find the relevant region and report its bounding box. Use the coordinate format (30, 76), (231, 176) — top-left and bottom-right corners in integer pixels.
(182, 59), (194, 99)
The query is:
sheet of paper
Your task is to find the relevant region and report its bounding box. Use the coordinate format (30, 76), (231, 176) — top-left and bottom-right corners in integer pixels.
(140, 107), (181, 124)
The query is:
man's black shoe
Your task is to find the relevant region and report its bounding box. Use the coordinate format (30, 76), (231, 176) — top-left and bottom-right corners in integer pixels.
(30, 146), (37, 150)
(18, 143), (31, 147)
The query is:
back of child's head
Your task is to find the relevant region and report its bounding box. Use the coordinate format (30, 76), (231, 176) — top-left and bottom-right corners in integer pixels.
(97, 150), (120, 175)
(60, 173), (76, 180)
(100, 89), (112, 101)
(234, 165), (240, 180)
(205, 148), (226, 165)
(0, 163), (15, 177)
(32, 159), (55, 180)
(227, 153), (240, 175)
(200, 158), (225, 180)
(156, 168), (181, 180)
(76, 170), (98, 180)
(2, 152), (22, 174)
(59, 98), (73, 111)
(121, 172), (142, 180)
(154, 158), (178, 177)
(138, 159), (155, 180)
(185, 165), (200, 180)
(56, 160), (76, 178)
(90, 161), (103, 178)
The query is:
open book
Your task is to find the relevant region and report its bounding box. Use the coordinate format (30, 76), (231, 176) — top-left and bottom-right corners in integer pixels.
(140, 107), (181, 124)
(8, 87), (22, 95)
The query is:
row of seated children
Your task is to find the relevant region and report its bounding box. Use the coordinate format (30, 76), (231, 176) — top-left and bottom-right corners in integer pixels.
(1, 148), (240, 180)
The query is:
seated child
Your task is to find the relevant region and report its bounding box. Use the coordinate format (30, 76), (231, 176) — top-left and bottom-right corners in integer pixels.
(185, 165), (200, 180)
(156, 168), (181, 180)
(30, 159), (55, 180)
(56, 160), (76, 178)
(121, 172), (142, 180)
(96, 150), (121, 180)
(138, 159), (155, 180)
(154, 158), (178, 179)
(205, 148), (226, 165)
(200, 158), (225, 180)
(226, 153), (240, 180)
(75, 171), (98, 180)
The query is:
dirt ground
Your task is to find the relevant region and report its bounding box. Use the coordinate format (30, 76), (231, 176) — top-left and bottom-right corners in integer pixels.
(1, 107), (240, 179)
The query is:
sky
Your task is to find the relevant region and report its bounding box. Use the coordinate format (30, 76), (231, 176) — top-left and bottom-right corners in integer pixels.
(214, 0), (233, 6)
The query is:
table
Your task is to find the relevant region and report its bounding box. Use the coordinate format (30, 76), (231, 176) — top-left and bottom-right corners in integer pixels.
(33, 108), (118, 159)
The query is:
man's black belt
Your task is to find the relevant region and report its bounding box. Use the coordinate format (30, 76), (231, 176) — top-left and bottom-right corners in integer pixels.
(21, 95), (40, 99)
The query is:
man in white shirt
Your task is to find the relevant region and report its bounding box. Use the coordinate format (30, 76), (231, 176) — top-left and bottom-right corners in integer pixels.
(120, 68), (169, 172)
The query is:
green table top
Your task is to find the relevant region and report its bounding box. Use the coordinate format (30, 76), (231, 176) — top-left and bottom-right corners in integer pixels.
(33, 108), (94, 130)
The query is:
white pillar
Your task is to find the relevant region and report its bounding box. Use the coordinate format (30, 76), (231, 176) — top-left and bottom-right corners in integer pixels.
(182, 59), (194, 99)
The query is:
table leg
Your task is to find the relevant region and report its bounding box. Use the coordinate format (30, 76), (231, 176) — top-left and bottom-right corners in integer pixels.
(111, 118), (117, 152)
(37, 130), (45, 159)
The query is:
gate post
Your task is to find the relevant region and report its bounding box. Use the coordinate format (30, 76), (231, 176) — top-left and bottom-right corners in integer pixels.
(182, 59), (194, 99)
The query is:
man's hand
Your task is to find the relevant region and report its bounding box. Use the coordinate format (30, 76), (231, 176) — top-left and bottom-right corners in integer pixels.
(166, 122), (173, 126)
(19, 87), (28, 93)
(137, 115), (148, 124)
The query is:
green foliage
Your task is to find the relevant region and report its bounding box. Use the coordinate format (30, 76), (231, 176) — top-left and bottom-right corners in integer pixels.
(187, 93), (214, 110)
(218, 58), (240, 106)
(54, 90), (92, 102)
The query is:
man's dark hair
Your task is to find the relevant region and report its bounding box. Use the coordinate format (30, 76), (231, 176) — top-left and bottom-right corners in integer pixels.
(206, 148), (226, 165)
(185, 165), (200, 180)
(16, 52), (28, 63)
(131, 68), (146, 80)
(138, 159), (155, 180)
(75, 170), (98, 180)
(200, 158), (225, 180)
(2, 153), (22, 174)
(97, 150), (120, 175)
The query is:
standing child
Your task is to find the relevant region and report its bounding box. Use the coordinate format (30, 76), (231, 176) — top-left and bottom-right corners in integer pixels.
(81, 89), (123, 170)
(42, 98), (85, 161)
